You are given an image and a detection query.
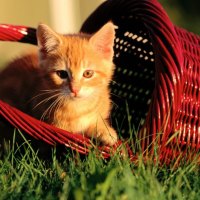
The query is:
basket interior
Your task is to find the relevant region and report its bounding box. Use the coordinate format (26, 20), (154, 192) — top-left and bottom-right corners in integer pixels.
(109, 16), (156, 137)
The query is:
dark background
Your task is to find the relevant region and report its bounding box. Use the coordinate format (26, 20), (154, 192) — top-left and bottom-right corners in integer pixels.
(159, 0), (200, 34)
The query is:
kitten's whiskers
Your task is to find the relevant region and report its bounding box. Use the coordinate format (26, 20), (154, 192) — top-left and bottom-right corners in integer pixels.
(40, 94), (63, 121)
(110, 80), (120, 87)
(29, 89), (61, 103)
(32, 92), (61, 110)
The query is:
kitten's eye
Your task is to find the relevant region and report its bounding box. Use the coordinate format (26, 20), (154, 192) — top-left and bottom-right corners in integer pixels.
(83, 70), (94, 78)
(56, 70), (68, 79)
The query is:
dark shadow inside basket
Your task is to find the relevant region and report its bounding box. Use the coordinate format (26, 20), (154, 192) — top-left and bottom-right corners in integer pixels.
(110, 16), (155, 138)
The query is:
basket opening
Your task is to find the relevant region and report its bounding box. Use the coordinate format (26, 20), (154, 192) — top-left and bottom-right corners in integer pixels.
(110, 16), (155, 138)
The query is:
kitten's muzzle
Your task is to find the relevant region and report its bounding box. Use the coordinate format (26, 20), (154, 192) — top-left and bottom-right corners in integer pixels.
(69, 83), (80, 97)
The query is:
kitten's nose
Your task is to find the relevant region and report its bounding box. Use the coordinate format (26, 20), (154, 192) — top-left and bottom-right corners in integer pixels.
(69, 84), (80, 97)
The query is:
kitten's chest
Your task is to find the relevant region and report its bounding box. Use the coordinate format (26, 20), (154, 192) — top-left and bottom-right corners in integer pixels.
(52, 100), (99, 132)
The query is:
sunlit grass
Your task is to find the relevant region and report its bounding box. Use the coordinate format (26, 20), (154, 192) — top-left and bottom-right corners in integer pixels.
(0, 128), (200, 200)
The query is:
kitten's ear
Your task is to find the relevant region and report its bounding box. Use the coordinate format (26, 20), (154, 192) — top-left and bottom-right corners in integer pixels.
(37, 24), (61, 58)
(89, 22), (115, 61)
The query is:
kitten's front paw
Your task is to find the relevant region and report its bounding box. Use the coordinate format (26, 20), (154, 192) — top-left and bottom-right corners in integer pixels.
(97, 127), (118, 146)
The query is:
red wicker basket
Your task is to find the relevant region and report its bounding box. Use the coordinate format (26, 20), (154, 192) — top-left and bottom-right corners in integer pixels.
(0, 0), (200, 163)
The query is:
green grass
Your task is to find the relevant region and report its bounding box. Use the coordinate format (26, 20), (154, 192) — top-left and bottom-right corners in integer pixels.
(0, 131), (200, 200)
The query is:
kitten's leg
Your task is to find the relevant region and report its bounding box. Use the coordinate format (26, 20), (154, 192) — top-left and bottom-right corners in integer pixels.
(86, 120), (118, 146)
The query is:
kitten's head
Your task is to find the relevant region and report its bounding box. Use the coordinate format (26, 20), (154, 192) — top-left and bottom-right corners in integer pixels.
(36, 22), (115, 99)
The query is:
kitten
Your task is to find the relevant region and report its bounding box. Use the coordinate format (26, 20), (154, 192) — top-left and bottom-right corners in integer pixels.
(0, 22), (118, 146)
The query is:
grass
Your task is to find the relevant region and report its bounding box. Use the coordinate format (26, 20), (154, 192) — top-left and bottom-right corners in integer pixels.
(0, 130), (200, 200)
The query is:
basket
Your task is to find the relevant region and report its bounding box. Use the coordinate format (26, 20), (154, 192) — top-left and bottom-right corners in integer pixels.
(0, 0), (200, 163)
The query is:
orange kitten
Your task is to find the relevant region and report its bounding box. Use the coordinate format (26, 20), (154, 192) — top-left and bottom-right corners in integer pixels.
(0, 22), (118, 145)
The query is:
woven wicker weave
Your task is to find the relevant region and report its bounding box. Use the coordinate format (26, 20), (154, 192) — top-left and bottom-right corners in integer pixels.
(0, 0), (200, 163)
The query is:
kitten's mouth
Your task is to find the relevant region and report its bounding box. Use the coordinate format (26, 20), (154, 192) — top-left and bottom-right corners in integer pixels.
(70, 92), (80, 98)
